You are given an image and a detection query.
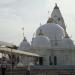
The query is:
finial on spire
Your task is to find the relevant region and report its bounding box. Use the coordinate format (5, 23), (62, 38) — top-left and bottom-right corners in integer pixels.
(38, 23), (43, 35)
(39, 29), (43, 35)
(65, 31), (69, 38)
(48, 11), (50, 17)
(23, 37), (27, 41)
(55, 3), (57, 7)
(54, 3), (59, 9)
(22, 27), (27, 41)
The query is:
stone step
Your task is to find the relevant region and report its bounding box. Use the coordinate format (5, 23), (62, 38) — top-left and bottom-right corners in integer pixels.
(0, 67), (29, 75)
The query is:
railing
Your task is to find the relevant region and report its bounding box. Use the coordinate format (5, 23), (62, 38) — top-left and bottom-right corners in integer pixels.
(30, 65), (75, 69)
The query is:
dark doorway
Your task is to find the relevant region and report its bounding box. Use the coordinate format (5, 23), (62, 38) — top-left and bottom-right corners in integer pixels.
(39, 57), (43, 65)
(54, 56), (57, 65)
(49, 56), (53, 65)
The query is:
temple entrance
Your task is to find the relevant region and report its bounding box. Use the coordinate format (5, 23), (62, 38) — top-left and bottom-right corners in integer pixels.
(39, 57), (43, 65)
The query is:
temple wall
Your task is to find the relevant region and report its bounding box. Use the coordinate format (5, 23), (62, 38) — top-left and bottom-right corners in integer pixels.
(30, 69), (75, 75)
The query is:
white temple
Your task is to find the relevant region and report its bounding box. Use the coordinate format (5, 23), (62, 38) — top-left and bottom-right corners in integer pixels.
(18, 4), (75, 66)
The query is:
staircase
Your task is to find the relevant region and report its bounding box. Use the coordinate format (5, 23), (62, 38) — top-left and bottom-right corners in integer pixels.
(0, 67), (29, 75)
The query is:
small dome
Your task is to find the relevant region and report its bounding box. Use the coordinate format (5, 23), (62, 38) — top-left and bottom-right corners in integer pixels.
(31, 35), (51, 49)
(18, 37), (31, 51)
(59, 38), (74, 48)
(36, 23), (65, 41)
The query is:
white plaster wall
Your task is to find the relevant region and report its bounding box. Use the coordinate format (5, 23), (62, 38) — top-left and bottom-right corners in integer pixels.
(19, 56), (34, 65)
(54, 49), (75, 65)
(71, 50), (75, 65)
(53, 50), (64, 65)
(31, 48), (75, 66)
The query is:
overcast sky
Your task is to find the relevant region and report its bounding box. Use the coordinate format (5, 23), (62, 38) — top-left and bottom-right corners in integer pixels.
(0, 0), (75, 46)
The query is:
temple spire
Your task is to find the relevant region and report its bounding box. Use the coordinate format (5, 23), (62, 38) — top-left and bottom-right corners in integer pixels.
(51, 3), (69, 38)
(51, 3), (66, 30)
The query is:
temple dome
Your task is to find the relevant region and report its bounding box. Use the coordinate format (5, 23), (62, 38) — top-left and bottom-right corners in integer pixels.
(58, 38), (74, 48)
(36, 23), (65, 41)
(31, 35), (51, 49)
(18, 37), (31, 51)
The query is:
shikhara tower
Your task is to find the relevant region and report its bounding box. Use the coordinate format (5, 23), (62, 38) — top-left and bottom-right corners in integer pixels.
(50, 3), (69, 38)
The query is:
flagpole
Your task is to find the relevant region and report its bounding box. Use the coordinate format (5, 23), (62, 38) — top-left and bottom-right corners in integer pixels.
(22, 27), (24, 38)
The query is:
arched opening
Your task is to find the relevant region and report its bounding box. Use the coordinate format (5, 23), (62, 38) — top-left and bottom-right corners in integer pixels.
(49, 56), (53, 65)
(54, 56), (57, 65)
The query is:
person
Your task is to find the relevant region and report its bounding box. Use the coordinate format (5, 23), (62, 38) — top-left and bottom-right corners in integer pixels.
(25, 65), (30, 75)
(26, 69), (30, 75)
(1, 57), (7, 75)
